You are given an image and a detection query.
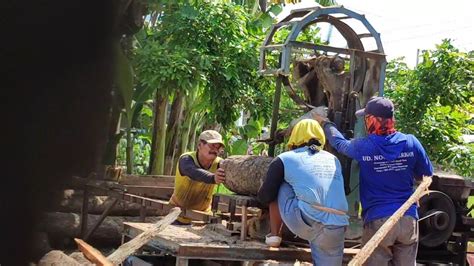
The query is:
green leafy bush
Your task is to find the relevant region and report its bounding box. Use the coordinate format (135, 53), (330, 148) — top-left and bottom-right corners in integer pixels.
(385, 40), (473, 177)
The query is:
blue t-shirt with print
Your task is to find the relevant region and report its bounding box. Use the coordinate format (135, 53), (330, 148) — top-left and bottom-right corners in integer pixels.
(323, 123), (433, 224)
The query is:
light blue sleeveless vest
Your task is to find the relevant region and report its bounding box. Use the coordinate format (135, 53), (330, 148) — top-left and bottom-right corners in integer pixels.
(278, 147), (349, 226)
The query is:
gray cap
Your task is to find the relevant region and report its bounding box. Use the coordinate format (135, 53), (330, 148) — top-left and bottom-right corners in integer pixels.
(199, 130), (224, 146)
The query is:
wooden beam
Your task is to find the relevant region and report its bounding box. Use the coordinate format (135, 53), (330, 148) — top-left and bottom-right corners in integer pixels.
(107, 207), (181, 265)
(123, 185), (174, 200)
(119, 175), (175, 185)
(74, 238), (113, 266)
(177, 245), (313, 262)
(80, 189), (90, 238)
(348, 176), (432, 266)
(85, 184), (216, 223)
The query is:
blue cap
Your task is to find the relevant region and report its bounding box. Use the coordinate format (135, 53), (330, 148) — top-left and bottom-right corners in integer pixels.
(355, 97), (394, 118)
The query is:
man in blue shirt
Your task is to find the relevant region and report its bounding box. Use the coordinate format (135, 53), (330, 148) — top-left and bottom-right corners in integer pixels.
(316, 97), (433, 266)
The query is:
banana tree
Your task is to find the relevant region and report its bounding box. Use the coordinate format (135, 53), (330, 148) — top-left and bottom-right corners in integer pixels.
(115, 42), (157, 174)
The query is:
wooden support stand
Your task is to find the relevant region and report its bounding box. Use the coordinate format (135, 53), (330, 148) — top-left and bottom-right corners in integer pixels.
(211, 194), (262, 240)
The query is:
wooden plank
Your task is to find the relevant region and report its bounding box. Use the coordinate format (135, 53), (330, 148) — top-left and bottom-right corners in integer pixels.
(86, 185), (215, 223)
(65, 176), (122, 190)
(122, 222), (359, 263)
(120, 175), (175, 185)
(178, 245), (312, 262)
(107, 207), (181, 265)
(80, 189), (90, 238)
(240, 204), (248, 241)
(349, 176), (432, 266)
(124, 185), (174, 200)
(123, 223), (180, 253)
(74, 238), (113, 266)
(122, 223), (310, 261)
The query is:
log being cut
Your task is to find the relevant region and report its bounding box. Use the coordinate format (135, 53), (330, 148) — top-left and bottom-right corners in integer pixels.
(220, 155), (273, 196)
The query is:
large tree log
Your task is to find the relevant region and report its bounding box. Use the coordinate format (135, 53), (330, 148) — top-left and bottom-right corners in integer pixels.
(48, 190), (167, 216)
(221, 156), (273, 196)
(38, 212), (161, 246)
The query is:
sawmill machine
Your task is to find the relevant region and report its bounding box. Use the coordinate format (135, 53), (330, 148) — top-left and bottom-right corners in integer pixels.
(257, 5), (474, 265)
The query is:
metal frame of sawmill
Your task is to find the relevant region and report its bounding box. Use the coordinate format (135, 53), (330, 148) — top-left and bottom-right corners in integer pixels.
(258, 5), (386, 156)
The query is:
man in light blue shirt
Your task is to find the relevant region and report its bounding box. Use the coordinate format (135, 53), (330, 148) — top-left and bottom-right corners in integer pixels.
(258, 119), (348, 266)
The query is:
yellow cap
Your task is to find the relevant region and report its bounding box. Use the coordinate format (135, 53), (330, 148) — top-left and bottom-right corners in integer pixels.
(287, 119), (326, 150)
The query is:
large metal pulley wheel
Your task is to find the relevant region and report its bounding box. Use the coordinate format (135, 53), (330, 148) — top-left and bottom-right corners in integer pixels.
(418, 190), (456, 248)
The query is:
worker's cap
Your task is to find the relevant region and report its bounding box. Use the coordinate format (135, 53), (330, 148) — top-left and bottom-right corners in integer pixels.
(355, 97), (394, 118)
(199, 130), (225, 146)
(287, 119), (325, 150)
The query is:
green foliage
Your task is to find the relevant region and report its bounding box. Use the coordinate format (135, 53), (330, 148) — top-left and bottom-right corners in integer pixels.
(134, 2), (273, 129)
(385, 40), (474, 177)
(223, 118), (268, 156)
(117, 134), (151, 174)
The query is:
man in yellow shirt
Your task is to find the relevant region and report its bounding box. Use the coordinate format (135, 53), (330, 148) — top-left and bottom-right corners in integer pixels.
(170, 130), (226, 224)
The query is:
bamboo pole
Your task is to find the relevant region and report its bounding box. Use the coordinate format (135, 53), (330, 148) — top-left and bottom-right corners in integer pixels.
(348, 176), (432, 266)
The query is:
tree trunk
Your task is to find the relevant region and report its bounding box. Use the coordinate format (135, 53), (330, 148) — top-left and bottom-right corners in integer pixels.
(38, 212), (161, 246)
(165, 91), (185, 175)
(102, 90), (124, 166)
(125, 128), (133, 174)
(220, 155), (274, 196)
(188, 111), (204, 151)
(150, 92), (168, 175)
(179, 88), (198, 158)
(179, 112), (194, 157)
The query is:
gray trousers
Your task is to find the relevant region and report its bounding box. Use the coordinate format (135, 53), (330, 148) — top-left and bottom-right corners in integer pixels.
(362, 216), (418, 266)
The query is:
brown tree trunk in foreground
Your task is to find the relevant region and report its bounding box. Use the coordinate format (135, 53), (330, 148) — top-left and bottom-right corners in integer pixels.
(150, 93), (168, 175)
(220, 155), (274, 196)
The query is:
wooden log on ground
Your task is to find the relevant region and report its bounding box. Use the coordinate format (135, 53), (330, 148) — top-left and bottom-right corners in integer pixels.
(38, 212), (162, 245)
(49, 190), (167, 216)
(38, 250), (81, 266)
(348, 176), (432, 266)
(220, 156), (273, 196)
(107, 207), (181, 264)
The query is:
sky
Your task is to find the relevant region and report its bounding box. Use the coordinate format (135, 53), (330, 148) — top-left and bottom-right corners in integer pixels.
(278, 0), (473, 67)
